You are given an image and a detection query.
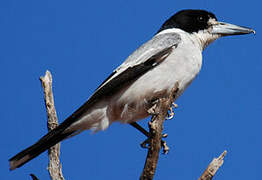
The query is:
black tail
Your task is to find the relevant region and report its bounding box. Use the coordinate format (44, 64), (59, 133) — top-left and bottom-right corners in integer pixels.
(9, 123), (75, 170)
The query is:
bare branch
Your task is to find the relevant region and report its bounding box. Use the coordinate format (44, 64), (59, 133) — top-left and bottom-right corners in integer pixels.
(40, 70), (65, 180)
(198, 151), (227, 180)
(140, 82), (179, 180)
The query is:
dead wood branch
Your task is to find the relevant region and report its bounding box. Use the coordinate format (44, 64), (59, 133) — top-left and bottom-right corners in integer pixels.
(140, 82), (179, 180)
(198, 151), (227, 180)
(40, 70), (65, 180)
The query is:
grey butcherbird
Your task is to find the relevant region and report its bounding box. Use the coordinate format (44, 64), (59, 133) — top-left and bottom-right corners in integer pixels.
(9, 9), (255, 170)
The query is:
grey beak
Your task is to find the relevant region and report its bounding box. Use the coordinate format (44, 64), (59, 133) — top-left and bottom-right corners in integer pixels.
(211, 22), (255, 36)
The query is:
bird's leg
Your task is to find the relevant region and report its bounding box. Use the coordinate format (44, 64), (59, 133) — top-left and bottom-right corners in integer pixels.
(166, 102), (178, 120)
(129, 122), (170, 154)
(129, 95), (179, 154)
(130, 122), (150, 138)
(130, 122), (151, 148)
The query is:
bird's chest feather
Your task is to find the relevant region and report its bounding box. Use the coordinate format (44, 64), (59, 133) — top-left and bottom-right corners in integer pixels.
(108, 40), (202, 123)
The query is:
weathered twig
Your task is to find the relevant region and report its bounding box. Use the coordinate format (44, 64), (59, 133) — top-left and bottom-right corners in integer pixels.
(40, 70), (65, 180)
(140, 82), (179, 180)
(198, 151), (227, 180)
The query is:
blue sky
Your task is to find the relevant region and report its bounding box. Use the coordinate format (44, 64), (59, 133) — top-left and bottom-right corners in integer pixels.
(1, 0), (261, 179)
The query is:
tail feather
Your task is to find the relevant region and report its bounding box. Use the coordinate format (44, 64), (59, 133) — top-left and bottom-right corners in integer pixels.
(9, 124), (75, 170)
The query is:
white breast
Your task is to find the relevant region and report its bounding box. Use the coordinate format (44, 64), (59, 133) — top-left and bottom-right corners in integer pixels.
(108, 31), (203, 124)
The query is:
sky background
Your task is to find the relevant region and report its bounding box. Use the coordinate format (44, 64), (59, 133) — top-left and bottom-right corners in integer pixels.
(0, 0), (261, 179)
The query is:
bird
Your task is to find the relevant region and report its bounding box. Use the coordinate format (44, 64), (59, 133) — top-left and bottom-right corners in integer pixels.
(9, 9), (255, 170)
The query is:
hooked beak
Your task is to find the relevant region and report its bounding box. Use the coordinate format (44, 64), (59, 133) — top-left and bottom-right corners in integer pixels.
(211, 21), (255, 36)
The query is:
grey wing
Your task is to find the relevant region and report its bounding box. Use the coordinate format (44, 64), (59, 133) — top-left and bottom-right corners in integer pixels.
(61, 32), (181, 126)
(97, 33), (181, 90)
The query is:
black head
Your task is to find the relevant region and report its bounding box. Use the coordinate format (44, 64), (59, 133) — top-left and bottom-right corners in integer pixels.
(158, 9), (217, 34)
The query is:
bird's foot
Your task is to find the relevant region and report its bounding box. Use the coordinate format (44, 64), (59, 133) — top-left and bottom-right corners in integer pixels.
(140, 133), (170, 154)
(166, 102), (178, 120)
(147, 103), (159, 116)
(161, 139), (170, 154)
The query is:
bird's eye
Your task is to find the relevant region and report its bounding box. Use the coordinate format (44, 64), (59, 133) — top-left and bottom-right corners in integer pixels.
(197, 16), (205, 22)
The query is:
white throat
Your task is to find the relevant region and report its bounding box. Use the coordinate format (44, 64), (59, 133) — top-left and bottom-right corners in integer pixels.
(192, 30), (220, 50)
